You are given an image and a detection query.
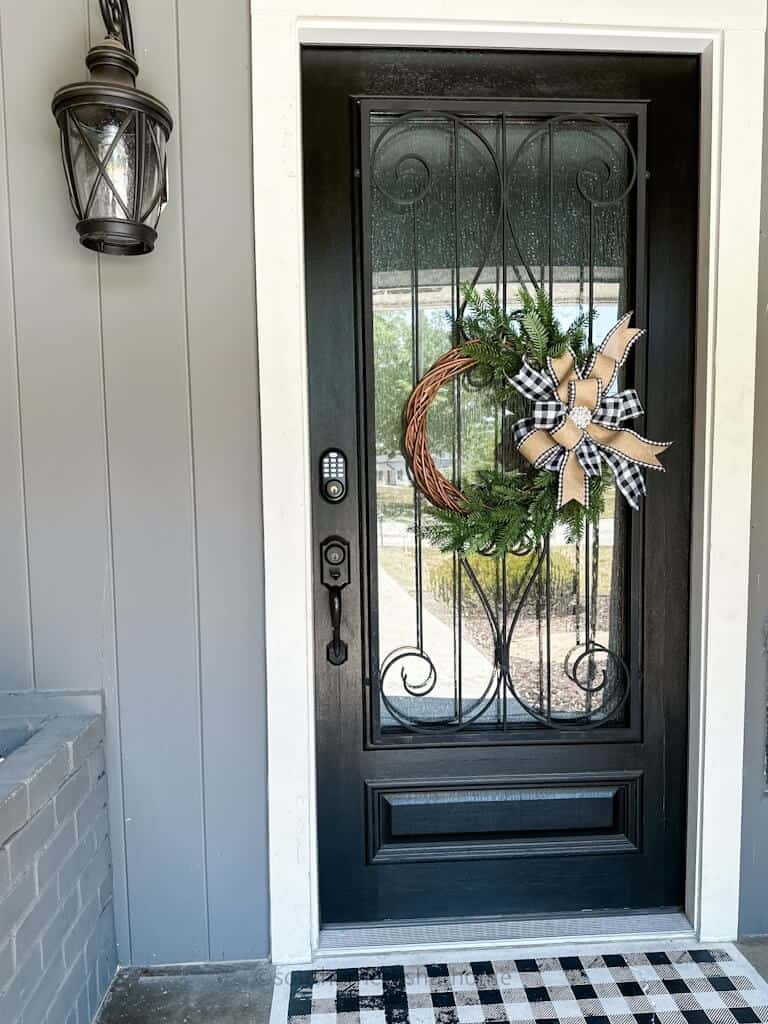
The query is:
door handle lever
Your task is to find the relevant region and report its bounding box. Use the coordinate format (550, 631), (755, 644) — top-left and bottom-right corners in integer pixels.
(320, 537), (350, 666)
(327, 586), (346, 666)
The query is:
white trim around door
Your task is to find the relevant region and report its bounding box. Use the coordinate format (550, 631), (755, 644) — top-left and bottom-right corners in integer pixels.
(250, 6), (766, 964)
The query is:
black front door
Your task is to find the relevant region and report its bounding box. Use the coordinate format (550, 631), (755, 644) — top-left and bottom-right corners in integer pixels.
(303, 48), (697, 927)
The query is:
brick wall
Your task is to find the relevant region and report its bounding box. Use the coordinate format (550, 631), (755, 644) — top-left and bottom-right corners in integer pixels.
(0, 715), (117, 1024)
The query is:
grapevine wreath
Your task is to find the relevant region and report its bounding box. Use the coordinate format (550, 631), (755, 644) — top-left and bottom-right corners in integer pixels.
(404, 285), (670, 557)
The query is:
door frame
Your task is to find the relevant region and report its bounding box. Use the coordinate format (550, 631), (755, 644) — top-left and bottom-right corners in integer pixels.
(250, 7), (765, 965)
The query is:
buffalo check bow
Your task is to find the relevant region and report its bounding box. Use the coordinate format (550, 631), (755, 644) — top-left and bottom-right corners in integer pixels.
(509, 312), (670, 509)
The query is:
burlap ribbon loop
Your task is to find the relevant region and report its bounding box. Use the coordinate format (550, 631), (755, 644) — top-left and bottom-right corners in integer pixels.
(509, 312), (670, 509)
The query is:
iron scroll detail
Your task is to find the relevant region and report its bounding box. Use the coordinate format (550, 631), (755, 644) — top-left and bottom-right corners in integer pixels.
(99, 0), (135, 55)
(379, 528), (631, 733)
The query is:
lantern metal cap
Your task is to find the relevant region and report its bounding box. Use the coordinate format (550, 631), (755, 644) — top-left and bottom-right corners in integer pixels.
(51, 82), (173, 137)
(85, 36), (139, 84)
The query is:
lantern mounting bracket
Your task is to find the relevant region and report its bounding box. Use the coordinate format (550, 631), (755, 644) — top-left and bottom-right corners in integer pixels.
(99, 0), (135, 56)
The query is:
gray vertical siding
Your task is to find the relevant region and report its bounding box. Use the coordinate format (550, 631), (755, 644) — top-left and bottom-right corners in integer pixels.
(741, 31), (768, 938)
(0, 0), (269, 964)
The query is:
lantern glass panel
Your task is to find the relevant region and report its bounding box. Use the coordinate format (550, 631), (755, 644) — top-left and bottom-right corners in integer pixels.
(68, 105), (138, 220)
(140, 120), (167, 226)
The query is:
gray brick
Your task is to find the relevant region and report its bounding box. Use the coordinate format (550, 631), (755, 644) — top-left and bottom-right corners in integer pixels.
(87, 965), (98, 1019)
(15, 878), (59, 967)
(41, 887), (78, 969)
(0, 781), (29, 849)
(0, 846), (10, 901)
(37, 818), (76, 891)
(45, 953), (86, 1024)
(1, 740), (70, 818)
(86, 904), (115, 967)
(54, 767), (89, 827)
(28, 748), (69, 818)
(7, 803), (55, 882)
(0, 939), (13, 993)
(63, 894), (100, 968)
(98, 872), (112, 910)
(98, 943), (117, 998)
(80, 979), (93, 1024)
(0, 945), (45, 1024)
(38, 819), (76, 892)
(89, 808), (110, 852)
(18, 947), (68, 1024)
(0, 869), (36, 935)
(11, 717), (92, 775)
(75, 776), (107, 840)
(69, 719), (104, 772)
(79, 841), (110, 908)
(86, 746), (106, 788)
(58, 832), (95, 902)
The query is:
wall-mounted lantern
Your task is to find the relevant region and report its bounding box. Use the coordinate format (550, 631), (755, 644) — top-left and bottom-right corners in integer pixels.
(51, 0), (173, 255)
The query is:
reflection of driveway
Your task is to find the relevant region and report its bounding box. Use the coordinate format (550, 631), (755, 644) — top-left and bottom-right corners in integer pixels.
(378, 562), (610, 715)
(378, 566), (494, 698)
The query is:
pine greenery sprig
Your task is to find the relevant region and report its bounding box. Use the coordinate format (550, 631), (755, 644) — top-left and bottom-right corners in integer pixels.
(424, 466), (610, 557)
(455, 283), (597, 408)
(419, 285), (609, 558)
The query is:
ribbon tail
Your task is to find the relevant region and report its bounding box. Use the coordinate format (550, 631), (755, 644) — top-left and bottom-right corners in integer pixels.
(586, 423), (671, 470)
(575, 435), (603, 478)
(558, 449), (589, 509)
(585, 313), (645, 388)
(598, 448), (647, 510)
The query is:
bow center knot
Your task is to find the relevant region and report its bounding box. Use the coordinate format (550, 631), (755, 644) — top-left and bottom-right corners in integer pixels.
(568, 405), (593, 430)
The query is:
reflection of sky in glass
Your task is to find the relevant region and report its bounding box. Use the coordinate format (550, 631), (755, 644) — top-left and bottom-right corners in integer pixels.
(371, 301), (621, 335)
(555, 303), (621, 341)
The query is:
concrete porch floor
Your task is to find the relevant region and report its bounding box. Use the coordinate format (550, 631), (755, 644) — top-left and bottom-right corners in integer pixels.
(94, 961), (276, 1024)
(94, 943), (768, 1024)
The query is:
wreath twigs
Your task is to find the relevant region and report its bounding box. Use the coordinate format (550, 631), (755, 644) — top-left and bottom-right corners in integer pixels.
(403, 341), (478, 514)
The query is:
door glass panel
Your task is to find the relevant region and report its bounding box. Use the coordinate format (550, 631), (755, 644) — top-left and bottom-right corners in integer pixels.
(367, 109), (636, 736)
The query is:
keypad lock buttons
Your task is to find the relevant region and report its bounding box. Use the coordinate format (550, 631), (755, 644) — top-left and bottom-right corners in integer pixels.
(320, 449), (347, 503)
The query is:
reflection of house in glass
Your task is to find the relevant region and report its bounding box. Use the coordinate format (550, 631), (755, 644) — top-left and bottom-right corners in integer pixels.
(376, 454), (407, 486)
(376, 452), (452, 486)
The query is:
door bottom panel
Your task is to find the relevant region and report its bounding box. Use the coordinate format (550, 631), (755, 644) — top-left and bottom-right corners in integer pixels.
(366, 772), (642, 863)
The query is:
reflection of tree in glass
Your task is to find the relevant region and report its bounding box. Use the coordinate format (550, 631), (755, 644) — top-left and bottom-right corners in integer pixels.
(374, 309), (451, 458)
(374, 308), (497, 477)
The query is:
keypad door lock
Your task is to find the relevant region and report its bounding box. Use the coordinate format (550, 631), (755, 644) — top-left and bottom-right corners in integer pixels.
(320, 449), (347, 503)
(320, 536), (350, 665)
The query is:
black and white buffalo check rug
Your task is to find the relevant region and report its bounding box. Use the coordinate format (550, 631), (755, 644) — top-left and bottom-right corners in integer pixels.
(280, 947), (768, 1024)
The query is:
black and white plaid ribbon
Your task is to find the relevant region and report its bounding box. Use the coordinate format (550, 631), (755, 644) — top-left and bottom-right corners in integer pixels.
(508, 363), (657, 508)
(599, 446), (647, 508)
(509, 360), (555, 402)
(533, 399), (567, 429)
(592, 388), (644, 427)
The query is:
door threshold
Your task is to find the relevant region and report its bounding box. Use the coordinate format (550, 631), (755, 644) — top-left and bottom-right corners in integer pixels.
(316, 910), (694, 957)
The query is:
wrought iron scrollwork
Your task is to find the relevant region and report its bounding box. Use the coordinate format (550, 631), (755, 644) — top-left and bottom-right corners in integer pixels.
(379, 528), (631, 733)
(371, 108), (638, 733)
(100, 0), (135, 55)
